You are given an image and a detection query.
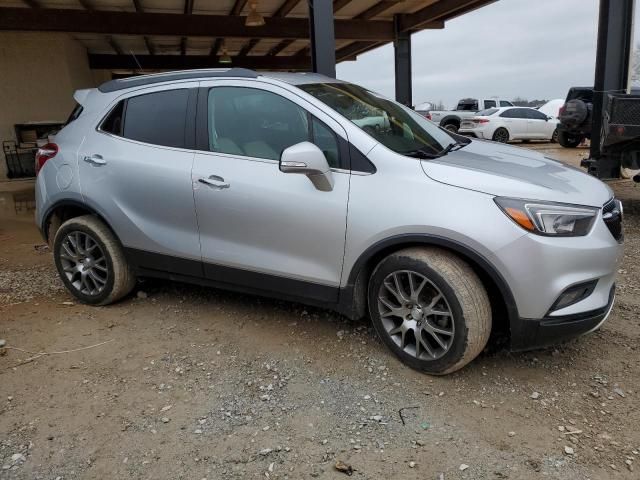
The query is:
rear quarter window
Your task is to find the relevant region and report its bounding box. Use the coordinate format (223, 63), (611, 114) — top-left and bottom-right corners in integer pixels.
(65, 104), (84, 126)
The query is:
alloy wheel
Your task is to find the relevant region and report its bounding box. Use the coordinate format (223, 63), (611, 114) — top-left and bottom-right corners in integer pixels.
(494, 129), (509, 143)
(59, 231), (109, 296)
(377, 270), (455, 360)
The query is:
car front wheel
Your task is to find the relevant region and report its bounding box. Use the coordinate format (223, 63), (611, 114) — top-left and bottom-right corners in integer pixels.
(368, 247), (491, 375)
(53, 215), (136, 305)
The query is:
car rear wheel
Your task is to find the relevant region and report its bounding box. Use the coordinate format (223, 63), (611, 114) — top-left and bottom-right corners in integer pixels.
(368, 247), (491, 375)
(492, 127), (509, 143)
(53, 215), (136, 305)
(557, 130), (583, 148)
(443, 123), (459, 133)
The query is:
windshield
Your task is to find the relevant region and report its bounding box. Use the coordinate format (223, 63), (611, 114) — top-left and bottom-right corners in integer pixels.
(298, 82), (454, 156)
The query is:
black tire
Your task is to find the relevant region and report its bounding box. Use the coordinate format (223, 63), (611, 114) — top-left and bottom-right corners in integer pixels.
(53, 215), (136, 305)
(368, 247), (491, 375)
(492, 127), (509, 143)
(557, 130), (583, 148)
(551, 128), (559, 143)
(443, 123), (459, 133)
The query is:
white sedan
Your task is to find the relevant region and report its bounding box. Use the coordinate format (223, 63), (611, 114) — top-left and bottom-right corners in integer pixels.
(458, 107), (559, 143)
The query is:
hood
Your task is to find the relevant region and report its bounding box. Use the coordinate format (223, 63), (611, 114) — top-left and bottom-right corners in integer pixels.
(420, 139), (612, 207)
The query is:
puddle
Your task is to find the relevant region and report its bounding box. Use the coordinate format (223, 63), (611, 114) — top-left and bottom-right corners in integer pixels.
(0, 187), (36, 220)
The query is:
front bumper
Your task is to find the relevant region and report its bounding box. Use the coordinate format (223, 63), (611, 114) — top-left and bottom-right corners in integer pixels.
(510, 285), (615, 351)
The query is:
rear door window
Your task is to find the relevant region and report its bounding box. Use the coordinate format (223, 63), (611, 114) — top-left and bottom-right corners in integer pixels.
(501, 108), (528, 119)
(476, 108), (498, 116)
(484, 100), (497, 109)
(122, 89), (189, 148)
(526, 109), (549, 120)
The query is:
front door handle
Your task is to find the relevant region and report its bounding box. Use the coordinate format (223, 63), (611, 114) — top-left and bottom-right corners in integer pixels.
(83, 154), (106, 166)
(198, 175), (230, 189)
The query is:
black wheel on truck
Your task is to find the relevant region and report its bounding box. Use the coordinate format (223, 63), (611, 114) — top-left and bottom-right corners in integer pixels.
(443, 122), (459, 133)
(557, 130), (583, 148)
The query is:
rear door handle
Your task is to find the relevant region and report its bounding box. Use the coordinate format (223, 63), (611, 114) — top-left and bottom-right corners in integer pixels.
(198, 175), (230, 189)
(83, 154), (106, 165)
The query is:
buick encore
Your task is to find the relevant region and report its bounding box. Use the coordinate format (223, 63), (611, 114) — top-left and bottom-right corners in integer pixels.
(35, 69), (623, 374)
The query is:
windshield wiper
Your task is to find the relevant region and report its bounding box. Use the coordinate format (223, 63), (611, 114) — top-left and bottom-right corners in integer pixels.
(437, 141), (467, 156)
(403, 149), (440, 159)
(404, 141), (467, 160)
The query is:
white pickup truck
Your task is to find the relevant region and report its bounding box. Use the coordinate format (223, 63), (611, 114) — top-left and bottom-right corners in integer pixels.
(428, 98), (514, 133)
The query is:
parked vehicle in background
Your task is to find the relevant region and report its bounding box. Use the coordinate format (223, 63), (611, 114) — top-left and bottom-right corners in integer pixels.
(538, 98), (565, 119)
(36, 69), (622, 375)
(428, 98), (514, 133)
(458, 106), (559, 143)
(415, 101), (435, 118)
(557, 87), (594, 148)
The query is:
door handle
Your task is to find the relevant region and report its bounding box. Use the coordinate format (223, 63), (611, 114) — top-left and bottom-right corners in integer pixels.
(198, 175), (230, 189)
(83, 154), (106, 165)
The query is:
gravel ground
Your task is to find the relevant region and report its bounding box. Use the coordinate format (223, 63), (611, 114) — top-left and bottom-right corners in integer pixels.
(1, 145), (639, 479)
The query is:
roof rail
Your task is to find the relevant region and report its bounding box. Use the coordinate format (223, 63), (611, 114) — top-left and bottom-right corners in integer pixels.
(98, 68), (259, 93)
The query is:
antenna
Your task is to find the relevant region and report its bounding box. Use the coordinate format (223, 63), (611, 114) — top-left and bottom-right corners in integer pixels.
(129, 50), (143, 72)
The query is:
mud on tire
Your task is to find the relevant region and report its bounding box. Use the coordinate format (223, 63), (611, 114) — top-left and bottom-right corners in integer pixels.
(53, 215), (136, 306)
(368, 247), (491, 375)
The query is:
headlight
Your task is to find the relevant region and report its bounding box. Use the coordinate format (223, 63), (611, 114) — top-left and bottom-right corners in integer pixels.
(494, 197), (599, 236)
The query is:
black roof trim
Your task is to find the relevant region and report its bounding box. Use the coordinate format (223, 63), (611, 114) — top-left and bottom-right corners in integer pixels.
(98, 68), (259, 93)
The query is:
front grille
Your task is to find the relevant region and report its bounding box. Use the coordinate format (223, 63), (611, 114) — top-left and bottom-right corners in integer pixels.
(602, 198), (623, 242)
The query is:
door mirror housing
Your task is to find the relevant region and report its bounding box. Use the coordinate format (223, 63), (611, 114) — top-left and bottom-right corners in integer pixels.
(280, 141), (334, 192)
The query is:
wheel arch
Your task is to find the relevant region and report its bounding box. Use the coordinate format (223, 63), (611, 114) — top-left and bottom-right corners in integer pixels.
(438, 115), (461, 128)
(42, 199), (117, 244)
(493, 125), (512, 140)
(338, 234), (518, 342)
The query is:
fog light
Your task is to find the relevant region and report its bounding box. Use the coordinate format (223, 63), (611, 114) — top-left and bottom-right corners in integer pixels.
(549, 280), (598, 313)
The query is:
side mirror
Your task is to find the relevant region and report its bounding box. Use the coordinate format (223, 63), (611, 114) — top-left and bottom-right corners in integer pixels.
(280, 141), (334, 192)
(546, 116), (553, 121)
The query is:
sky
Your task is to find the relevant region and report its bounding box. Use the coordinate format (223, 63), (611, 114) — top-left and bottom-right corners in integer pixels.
(336, 0), (637, 109)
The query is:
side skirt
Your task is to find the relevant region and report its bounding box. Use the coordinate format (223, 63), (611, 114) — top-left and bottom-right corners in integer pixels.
(124, 248), (341, 311)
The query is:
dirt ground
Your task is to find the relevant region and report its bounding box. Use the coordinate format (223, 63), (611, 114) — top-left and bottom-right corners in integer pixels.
(1, 144), (639, 480)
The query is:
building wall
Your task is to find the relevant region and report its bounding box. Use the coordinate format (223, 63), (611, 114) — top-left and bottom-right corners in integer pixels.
(0, 32), (97, 179)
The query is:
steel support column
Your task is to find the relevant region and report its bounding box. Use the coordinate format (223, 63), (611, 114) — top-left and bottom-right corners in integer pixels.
(590, 0), (635, 166)
(394, 14), (412, 106)
(309, 0), (336, 77)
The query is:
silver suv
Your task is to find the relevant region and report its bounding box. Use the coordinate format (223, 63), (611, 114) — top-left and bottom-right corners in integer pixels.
(35, 69), (623, 374)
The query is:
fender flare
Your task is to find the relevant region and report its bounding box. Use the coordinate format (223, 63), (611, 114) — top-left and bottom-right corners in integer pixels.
(41, 199), (116, 242)
(438, 115), (462, 127)
(338, 234), (519, 329)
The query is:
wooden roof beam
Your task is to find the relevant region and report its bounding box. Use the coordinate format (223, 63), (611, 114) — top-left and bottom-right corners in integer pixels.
(88, 53), (311, 70)
(131, 0), (155, 55)
(399, 0), (496, 32)
(0, 8), (394, 41)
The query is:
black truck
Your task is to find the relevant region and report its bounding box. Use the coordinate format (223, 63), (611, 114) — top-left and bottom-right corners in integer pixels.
(557, 87), (594, 148)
